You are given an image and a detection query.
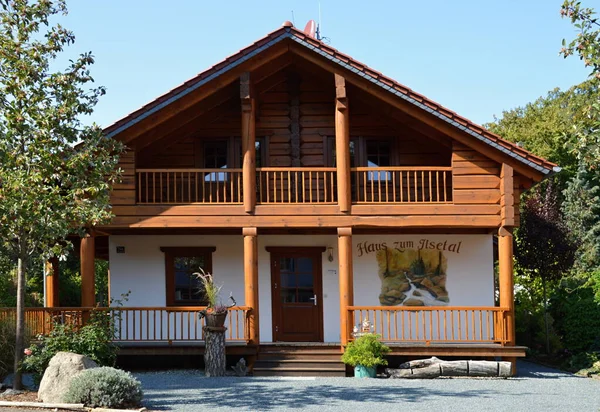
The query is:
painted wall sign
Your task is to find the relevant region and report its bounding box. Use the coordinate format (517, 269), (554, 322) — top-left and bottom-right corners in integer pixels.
(356, 238), (462, 307)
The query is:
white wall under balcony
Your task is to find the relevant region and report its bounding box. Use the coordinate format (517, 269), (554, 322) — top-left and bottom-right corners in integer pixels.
(109, 234), (493, 343)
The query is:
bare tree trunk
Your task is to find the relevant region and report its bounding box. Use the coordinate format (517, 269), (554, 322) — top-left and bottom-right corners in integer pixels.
(542, 276), (550, 354)
(13, 251), (27, 390)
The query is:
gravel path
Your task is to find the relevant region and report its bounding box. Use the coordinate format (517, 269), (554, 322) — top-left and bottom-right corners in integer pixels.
(134, 361), (600, 412)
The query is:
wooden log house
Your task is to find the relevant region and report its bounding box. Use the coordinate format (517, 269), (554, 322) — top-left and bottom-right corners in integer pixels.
(12, 22), (559, 376)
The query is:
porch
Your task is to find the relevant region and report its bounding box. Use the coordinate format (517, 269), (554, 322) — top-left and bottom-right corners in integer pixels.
(1, 305), (519, 356)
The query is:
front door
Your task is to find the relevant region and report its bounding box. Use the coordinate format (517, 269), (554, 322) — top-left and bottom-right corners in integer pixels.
(269, 247), (324, 342)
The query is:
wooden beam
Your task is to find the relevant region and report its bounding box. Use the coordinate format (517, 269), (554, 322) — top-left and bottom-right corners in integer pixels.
(338, 227), (353, 347)
(106, 214), (502, 229)
(111, 203), (501, 217)
(289, 72), (301, 167)
(45, 258), (59, 307)
(498, 226), (516, 374)
(117, 43), (289, 144)
(80, 234), (96, 309)
(288, 44), (546, 182)
(243, 227), (259, 345)
(500, 164), (515, 227)
(335, 74), (351, 212)
(241, 72), (257, 213)
(133, 86), (237, 152)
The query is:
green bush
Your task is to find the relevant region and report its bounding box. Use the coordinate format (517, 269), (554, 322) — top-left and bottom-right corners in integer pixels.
(549, 278), (600, 353)
(22, 310), (117, 382)
(341, 333), (391, 368)
(64, 367), (143, 408)
(566, 351), (599, 374)
(0, 318), (29, 380)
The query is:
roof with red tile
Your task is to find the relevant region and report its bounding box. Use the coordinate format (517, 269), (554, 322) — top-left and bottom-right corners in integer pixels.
(104, 24), (558, 176)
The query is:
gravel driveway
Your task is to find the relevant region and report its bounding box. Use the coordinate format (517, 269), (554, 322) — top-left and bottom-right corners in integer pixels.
(134, 361), (600, 412)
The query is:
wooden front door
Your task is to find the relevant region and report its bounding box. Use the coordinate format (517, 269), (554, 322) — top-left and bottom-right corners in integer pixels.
(269, 247), (325, 342)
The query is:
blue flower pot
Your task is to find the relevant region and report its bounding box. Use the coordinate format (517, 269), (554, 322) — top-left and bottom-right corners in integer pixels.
(354, 365), (376, 378)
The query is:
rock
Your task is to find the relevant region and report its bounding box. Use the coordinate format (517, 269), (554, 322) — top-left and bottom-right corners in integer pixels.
(412, 290), (422, 297)
(403, 298), (425, 306)
(0, 388), (23, 397)
(37, 352), (98, 403)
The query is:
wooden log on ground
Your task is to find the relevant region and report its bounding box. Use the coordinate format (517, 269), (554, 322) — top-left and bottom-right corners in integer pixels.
(385, 357), (512, 379)
(204, 326), (227, 377)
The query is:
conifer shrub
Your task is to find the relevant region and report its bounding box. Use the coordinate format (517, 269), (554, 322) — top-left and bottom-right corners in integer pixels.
(64, 367), (143, 408)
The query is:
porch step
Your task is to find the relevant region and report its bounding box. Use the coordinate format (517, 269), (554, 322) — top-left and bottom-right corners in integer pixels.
(254, 345), (346, 377)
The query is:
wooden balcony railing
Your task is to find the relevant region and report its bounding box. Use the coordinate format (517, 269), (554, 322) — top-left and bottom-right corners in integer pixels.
(0, 306), (251, 342)
(348, 306), (509, 344)
(134, 167), (452, 205)
(256, 167), (337, 204)
(136, 169), (243, 204)
(351, 167), (452, 203)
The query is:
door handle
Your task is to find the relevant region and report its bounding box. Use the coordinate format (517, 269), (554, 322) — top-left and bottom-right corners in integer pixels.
(309, 294), (317, 306)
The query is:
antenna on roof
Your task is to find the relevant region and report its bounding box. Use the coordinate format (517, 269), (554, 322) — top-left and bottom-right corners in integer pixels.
(291, 10), (296, 26)
(317, 2), (322, 40)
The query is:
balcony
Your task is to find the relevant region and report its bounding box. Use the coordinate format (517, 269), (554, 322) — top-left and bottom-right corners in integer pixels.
(135, 167), (453, 205)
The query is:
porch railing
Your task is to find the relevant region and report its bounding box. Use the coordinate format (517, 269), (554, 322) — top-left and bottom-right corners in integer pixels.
(0, 306), (251, 343)
(136, 168), (243, 204)
(348, 306), (509, 344)
(351, 167), (452, 203)
(256, 167), (337, 204)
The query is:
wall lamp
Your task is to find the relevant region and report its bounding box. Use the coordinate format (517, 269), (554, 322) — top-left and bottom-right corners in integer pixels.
(327, 247), (334, 262)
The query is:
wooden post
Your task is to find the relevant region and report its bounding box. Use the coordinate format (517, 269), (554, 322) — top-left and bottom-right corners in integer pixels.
(243, 227), (259, 345)
(335, 74), (351, 213)
(338, 227), (354, 347)
(44, 257), (59, 307)
(498, 226), (516, 374)
(501, 164), (515, 227)
(241, 72), (256, 214)
(80, 234), (96, 309)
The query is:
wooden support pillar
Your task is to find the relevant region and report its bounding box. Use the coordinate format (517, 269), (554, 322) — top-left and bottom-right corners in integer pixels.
(80, 234), (96, 308)
(45, 257), (59, 307)
(241, 72), (256, 214)
(243, 227), (259, 345)
(335, 74), (351, 213)
(338, 227), (354, 347)
(498, 226), (516, 374)
(500, 164), (515, 227)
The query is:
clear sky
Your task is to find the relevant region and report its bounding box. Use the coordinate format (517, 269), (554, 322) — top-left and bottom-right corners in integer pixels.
(58, 0), (592, 128)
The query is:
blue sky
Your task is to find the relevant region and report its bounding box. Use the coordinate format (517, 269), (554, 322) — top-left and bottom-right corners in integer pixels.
(59, 0), (591, 128)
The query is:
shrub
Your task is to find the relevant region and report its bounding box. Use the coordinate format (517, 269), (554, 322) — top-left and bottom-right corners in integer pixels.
(22, 310), (118, 382)
(0, 317), (29, 380)
(341, 333), (391, 368)
(64, 367), (143, 408)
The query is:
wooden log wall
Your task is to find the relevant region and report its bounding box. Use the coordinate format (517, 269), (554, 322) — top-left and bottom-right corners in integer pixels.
(110, 151), (136, 205)
(452, 142), (501, 204)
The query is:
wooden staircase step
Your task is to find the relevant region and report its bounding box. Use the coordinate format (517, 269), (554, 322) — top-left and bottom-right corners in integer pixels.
(253, 366), (346, 377)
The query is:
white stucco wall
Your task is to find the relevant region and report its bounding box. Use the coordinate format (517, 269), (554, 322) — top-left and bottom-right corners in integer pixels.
(109, 234), (493, 343)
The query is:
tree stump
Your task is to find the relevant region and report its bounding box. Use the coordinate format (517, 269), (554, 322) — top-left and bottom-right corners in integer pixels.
(385, 357), (513, 378)
(204, 326), (227, 377)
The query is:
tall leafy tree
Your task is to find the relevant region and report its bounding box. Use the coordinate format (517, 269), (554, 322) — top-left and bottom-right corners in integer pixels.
(0, 0), (122, 389)
(515, 180), (576, 353)
(562, 165), (600, 271)
(560, 1), (600, 169)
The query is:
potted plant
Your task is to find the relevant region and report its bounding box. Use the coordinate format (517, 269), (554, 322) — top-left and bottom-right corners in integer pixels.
(341, 333), (391, 378)
(194, 270), (235, 328)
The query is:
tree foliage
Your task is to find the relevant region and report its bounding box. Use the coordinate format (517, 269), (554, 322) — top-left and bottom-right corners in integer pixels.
(0, 0), (122, 389)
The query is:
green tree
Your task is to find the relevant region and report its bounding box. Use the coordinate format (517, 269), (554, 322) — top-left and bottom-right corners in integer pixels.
(0, 0), (122, 389)
(562, 166), (600, 271)
(560, 1), (600, 169)
(515, 180), (576, 353)
(485, 82), (597, 183)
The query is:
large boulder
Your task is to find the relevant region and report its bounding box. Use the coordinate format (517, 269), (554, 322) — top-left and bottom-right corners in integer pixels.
(38, 352), (98, 403)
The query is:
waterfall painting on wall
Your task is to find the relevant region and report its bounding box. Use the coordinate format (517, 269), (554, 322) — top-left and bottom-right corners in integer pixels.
(377, 248), (450, 306)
